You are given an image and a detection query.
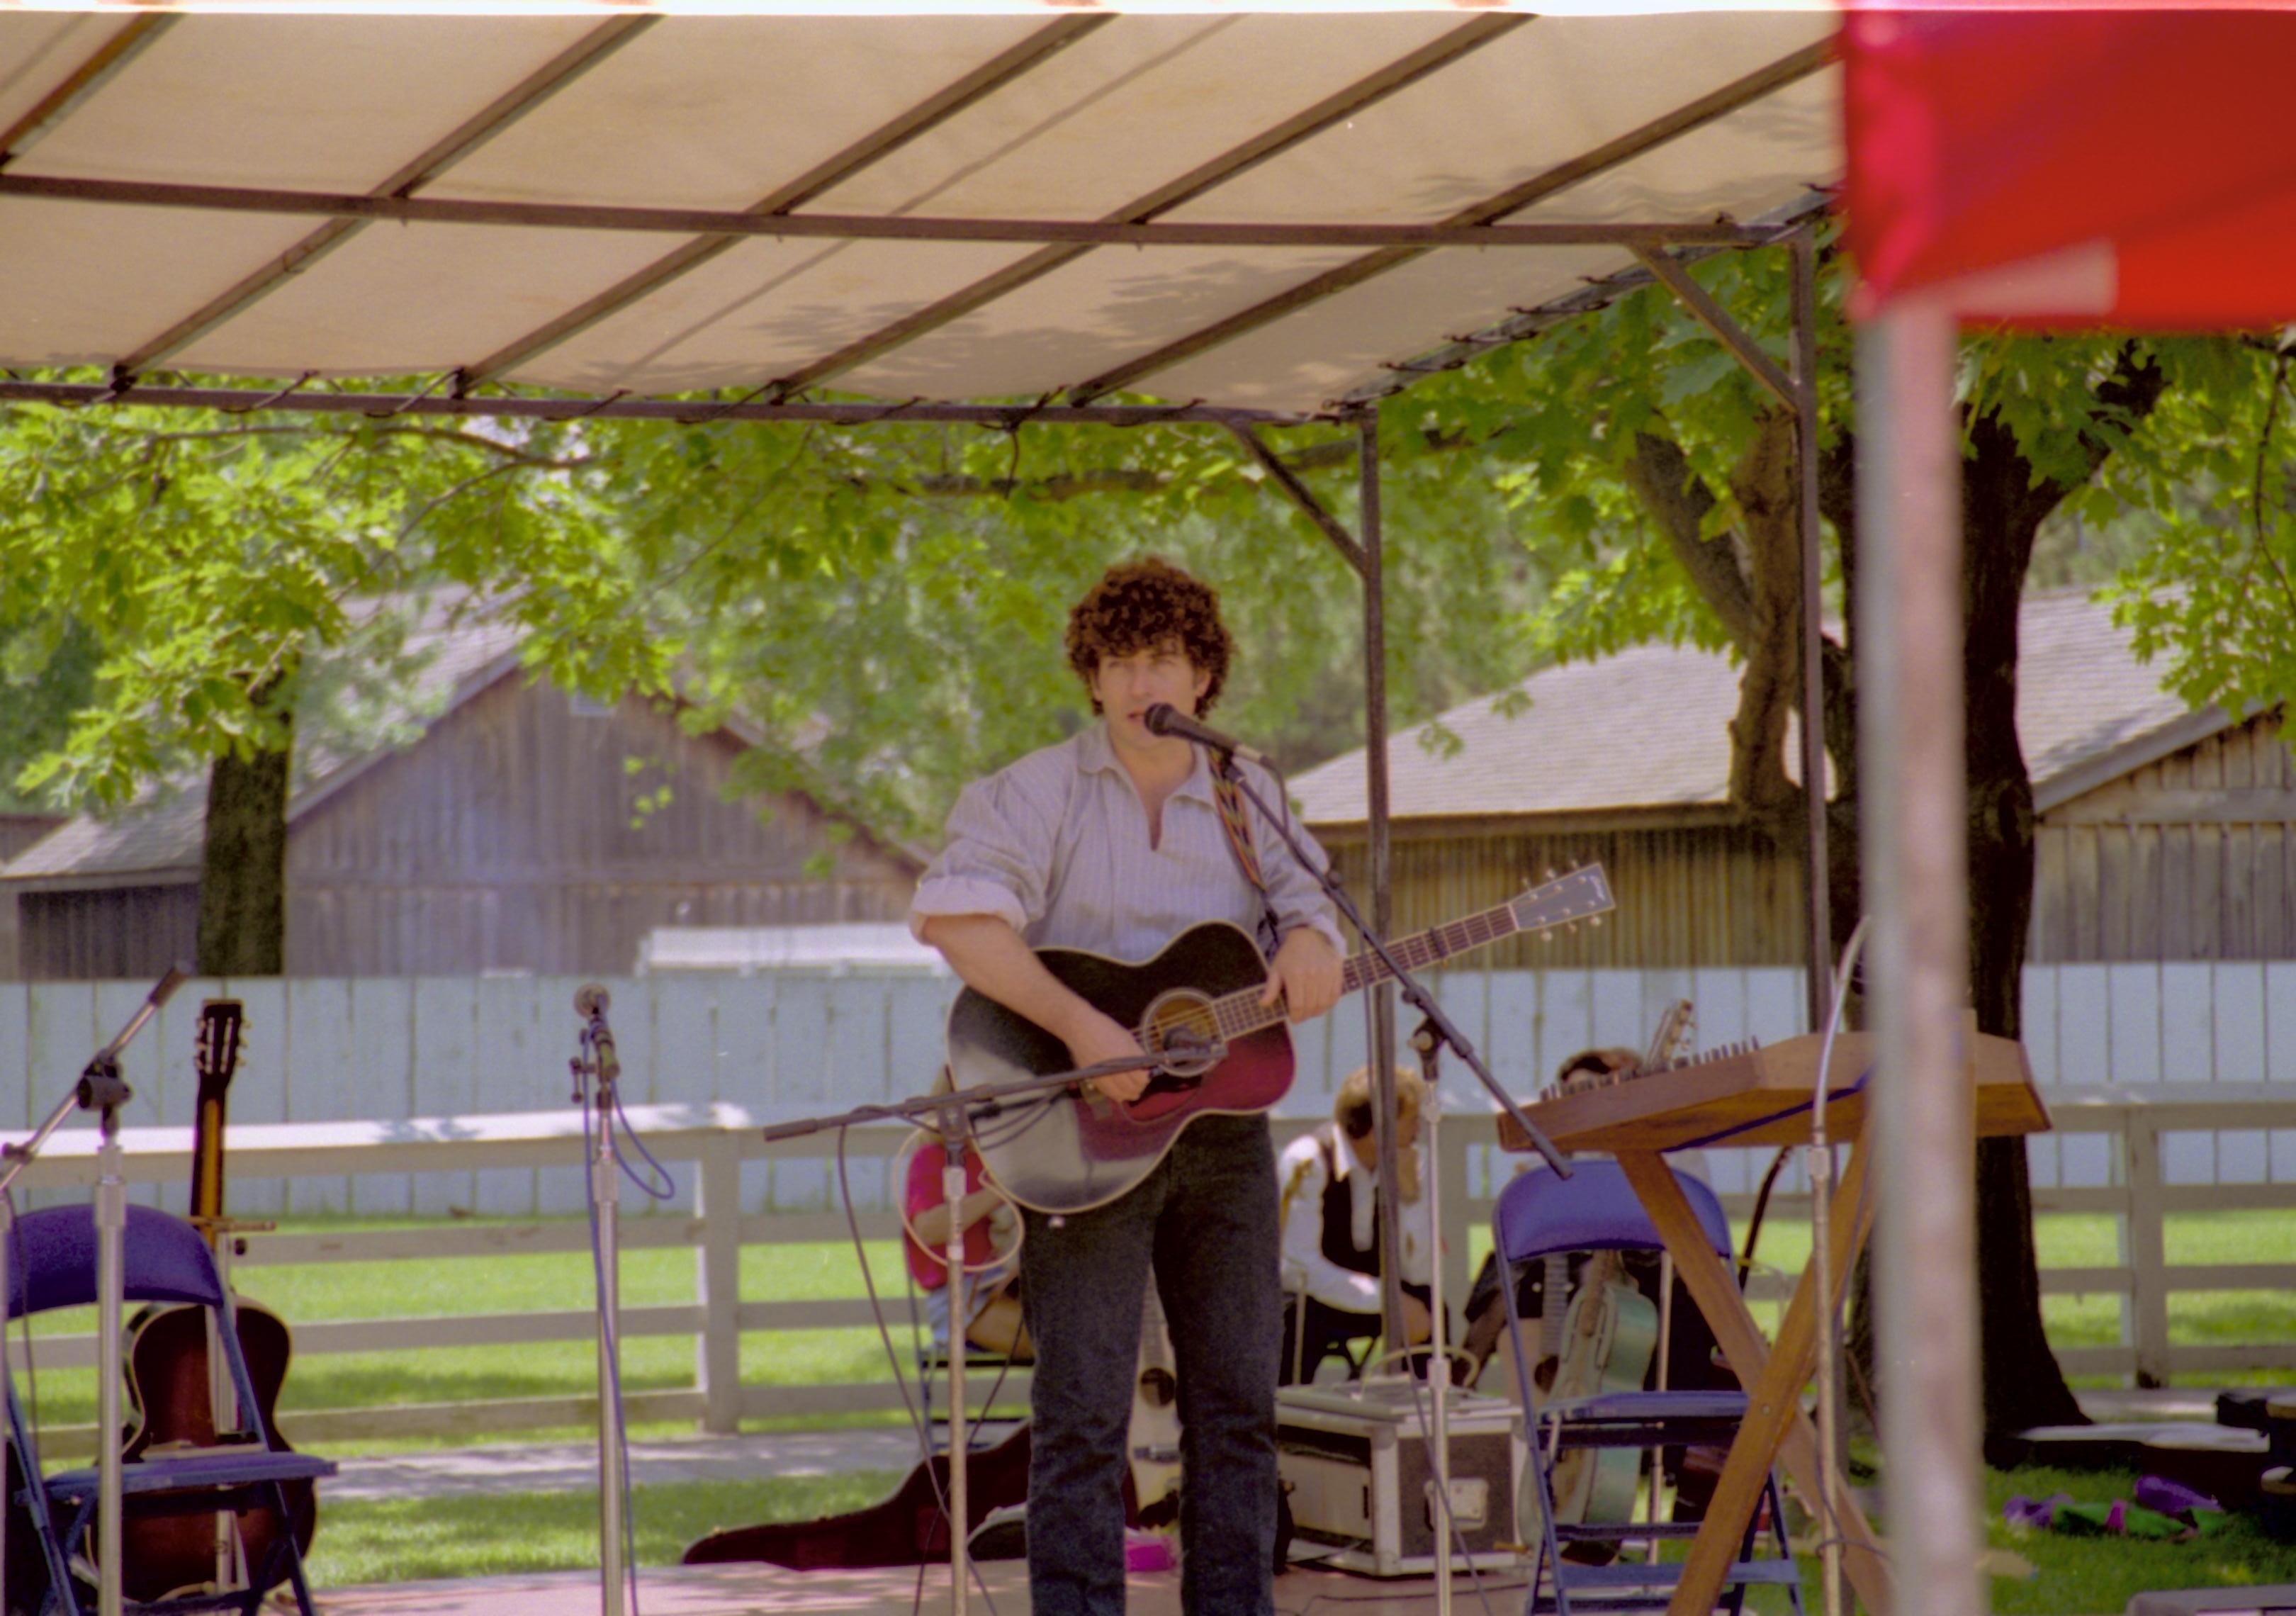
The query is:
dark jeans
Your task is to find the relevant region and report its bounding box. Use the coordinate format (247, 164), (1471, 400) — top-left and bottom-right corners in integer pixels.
(1018, 1113), (1281, 1616)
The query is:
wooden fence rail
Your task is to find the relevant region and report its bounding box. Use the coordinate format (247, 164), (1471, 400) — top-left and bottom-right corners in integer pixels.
(9, 1089), (2292, 1453)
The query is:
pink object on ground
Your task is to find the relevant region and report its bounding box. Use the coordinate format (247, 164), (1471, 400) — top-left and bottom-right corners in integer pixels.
(1125, 1532), (1177, 1573)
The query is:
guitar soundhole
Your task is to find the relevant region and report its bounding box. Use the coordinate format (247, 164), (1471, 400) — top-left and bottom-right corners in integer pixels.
(1142, 990), (1223, 1079)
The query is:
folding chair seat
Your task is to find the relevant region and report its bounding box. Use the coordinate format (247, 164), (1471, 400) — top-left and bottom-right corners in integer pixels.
(1493, 1161), (1803, 1616)
(5, 1204), (334, 1616)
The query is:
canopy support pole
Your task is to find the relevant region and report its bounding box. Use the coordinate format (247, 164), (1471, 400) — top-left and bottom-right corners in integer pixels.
(1857, 301), (1980, 1616)
(1229, 413), (1407, 1357)
(1791, 231), (1832, 1032)
(1358, 408), (1408, 1359)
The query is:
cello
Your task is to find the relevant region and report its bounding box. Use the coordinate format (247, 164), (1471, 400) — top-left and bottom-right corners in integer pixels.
(117, 999), (317, 1601)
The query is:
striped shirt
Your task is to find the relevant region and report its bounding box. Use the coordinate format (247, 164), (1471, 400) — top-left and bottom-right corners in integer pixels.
(909, 720), (1344, 964)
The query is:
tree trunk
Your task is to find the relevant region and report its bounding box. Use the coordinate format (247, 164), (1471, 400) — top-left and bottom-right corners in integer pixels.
(195, 736), (291, 977)
(1962, 417), (2088, 1438)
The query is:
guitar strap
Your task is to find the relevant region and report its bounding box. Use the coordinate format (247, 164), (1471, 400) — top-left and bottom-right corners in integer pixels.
(1210, 769), (1280, 956)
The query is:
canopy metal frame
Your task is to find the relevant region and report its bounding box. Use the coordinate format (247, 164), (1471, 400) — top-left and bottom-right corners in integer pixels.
(1, 11), (1874, 1606)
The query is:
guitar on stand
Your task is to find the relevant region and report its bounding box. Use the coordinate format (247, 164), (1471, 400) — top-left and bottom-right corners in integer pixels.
(1521, 1001), (1695, 1554)
(118, 999), (318, 1603)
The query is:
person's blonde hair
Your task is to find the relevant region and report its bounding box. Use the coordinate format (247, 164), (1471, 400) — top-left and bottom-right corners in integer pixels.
(1333, 1064), (1424, 1201)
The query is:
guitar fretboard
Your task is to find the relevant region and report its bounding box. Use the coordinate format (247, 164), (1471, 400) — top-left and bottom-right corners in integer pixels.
(1166, 875), (1606, 1052)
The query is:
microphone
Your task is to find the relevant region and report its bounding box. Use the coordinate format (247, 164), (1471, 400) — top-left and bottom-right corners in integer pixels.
(1142, 702), (1271, 769)
(575, 984), (620, 1085)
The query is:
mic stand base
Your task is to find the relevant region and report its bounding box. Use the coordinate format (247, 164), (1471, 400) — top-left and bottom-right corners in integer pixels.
(761, 1070), (1165, 1616)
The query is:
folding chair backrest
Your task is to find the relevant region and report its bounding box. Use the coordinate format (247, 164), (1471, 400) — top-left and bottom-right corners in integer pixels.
(5, 1204), (224, 1320)
(1493, 1158), (1732, 1264)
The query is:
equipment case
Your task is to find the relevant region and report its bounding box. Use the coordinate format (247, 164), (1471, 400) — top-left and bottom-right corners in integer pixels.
(1276, 1380), (1526, 1577)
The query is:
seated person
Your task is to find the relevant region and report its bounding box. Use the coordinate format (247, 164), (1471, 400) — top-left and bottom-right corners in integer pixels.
(903, 1130), (1030, 1361)
(1276, 1063), (1438, 1383)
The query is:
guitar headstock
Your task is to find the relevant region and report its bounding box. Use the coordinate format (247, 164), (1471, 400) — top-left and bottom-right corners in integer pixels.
(1507, 863), (1615, 939)
(194, 998), (245, 1102)
(1641, 999), (1696, 1073)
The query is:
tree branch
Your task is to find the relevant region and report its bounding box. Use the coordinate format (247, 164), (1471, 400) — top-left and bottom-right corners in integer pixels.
(1623, 431), (1758, 644)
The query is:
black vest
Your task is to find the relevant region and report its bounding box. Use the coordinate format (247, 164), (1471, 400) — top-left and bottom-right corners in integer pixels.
(1316, 1136), (1380, 1280)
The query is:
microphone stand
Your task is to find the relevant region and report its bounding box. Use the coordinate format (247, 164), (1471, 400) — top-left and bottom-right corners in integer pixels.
(760, 1049), (1181, 1616)
(0, 964), (186, 1616)
(1208, 753), (1568, 1177)
(569, 988), (627, 1616)
(1210, 751), (1564, 1584)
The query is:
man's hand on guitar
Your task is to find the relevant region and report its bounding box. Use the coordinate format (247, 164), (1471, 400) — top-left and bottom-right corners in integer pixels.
(1261, 928), (1343, 1023)
(1064, 1005), (1154, 1104)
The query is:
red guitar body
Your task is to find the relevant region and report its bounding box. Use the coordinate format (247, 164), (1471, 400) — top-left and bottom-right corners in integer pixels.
(949, 922), (1294, 1214)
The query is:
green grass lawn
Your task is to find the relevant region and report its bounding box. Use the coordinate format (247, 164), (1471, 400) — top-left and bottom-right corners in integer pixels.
(13, 1206), (2296, 1607)
(305, 1472), (902, 1586)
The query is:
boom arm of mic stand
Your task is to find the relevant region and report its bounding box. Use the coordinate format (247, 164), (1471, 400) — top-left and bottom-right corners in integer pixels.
(758, 1050), (1188, 1145)
(1210, 758), (1572, 1179)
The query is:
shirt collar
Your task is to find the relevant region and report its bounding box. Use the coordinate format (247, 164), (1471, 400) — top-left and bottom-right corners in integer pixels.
(1079, 719), (1215, 804)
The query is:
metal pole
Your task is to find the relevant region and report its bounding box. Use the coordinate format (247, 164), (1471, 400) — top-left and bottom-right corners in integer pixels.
(95, 1112), (126, 1616)
(1858, 302), (1981, 1616)
(943, 1145), (970, 1616)
(1424, 1091), (1452, 1616)
(592, 1074), (625, 1616)
(1, 1186), (11, 1602)
(1793, 230), (1833, 1035)
(1359, 409), (1407, 1358)
(1795, 227), (1847, 1616)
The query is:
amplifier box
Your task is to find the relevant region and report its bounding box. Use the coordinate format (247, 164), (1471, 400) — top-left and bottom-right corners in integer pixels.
(1276, 1380), (1526, 1578)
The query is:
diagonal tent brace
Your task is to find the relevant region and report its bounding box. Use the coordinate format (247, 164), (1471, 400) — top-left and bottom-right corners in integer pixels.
(1635, 229), (1834, 1033)
(1225, 424), (1366, 578)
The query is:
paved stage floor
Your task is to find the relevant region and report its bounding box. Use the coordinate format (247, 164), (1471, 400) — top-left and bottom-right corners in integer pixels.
(315, 1559), (1531, 1615)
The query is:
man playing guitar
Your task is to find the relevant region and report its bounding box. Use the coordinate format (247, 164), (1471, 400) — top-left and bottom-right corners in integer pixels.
(912, 558), (1344, 1616)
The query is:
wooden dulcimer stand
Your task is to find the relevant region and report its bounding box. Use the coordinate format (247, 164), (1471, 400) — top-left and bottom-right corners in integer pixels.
(1500, 1028), (2052, 1616)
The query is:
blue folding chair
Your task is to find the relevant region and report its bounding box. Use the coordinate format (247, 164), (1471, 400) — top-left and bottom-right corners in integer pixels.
(1494, 1161), (1803, 1615)
(4, 1205), (334, 1616)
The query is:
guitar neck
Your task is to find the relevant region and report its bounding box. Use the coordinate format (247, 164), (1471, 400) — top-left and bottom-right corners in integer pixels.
(1205, 897), (1529, 1040)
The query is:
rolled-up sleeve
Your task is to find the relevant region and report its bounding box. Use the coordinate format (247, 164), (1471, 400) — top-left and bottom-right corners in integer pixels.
(1244, 765), (1346, 957)
(908, 765), (1061, 941)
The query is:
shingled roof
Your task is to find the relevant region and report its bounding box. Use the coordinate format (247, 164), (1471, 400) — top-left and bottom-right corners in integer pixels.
(1290, 590), (2222, 829)
(1, 620), (524, 888)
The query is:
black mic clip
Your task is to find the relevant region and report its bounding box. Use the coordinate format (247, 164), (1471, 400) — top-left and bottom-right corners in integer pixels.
(1141, 702), (1272, 770)
(574, 983), (621, 1090)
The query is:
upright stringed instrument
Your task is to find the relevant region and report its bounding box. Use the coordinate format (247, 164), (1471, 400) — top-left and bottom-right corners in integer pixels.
(119, 1000), (318, 1601)
(949, 866), (1614, 1214)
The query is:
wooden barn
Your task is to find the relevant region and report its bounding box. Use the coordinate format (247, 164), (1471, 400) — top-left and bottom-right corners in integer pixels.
(1290, 591), (2294, 970)
(0, 625), (921, 980)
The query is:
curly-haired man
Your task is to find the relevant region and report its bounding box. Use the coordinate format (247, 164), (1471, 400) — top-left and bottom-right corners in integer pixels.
(912, 557), (1344, 1616)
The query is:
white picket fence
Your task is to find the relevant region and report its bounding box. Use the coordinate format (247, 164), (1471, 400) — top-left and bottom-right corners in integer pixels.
(9, 1089), (2290, 1457)
(7, 963), (2296, 1217)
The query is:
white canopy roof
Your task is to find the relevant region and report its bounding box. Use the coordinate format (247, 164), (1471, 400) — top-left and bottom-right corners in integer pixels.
(0, 5), (1840, 414)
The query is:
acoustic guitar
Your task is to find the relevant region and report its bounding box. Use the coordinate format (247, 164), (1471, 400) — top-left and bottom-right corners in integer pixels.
(948, 866), (1614, 1214)
(1519, 1001), (1694, 1554)
(118, 1000), (318, 1602)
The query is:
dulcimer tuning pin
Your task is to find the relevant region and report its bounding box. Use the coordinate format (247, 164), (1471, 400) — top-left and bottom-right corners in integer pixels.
(1543, 868), (1557, 881)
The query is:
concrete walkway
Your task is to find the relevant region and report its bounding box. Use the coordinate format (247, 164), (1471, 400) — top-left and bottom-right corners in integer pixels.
(327, 1423), (1019, 1503)
(327, 1389), (2222, 1503)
